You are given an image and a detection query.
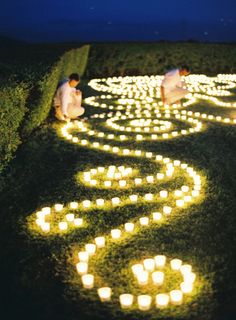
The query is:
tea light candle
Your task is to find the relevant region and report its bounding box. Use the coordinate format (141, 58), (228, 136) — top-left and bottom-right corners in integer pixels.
(74, 218), (83, 226)
(36, 211), (45, 219)
(135, 178), (142, 185)
(41, 222), (50, 232)
(152, 212), (162, 221)
(156, 294), (169, 308)
(85, 244), (96, 255)
(83, 200), (91, 208)
(82, 274), (94, 289)
(143, 259), (155, 271)
(98, 287), (112, 302)
(119, 294), (134, 309)
(59, 222), (68, 230)
(170, 290), (183, 305)
(111, 197), (120, 205)
(76, 262), (88, 275)
(160, 190), (168, 198)
(132, 264), (143, 276)
(55, 204), (63, 212)
(176, 199), (184, 207)
(42, 207), (51, 214)
(145, 193), (153, 201)
(119, 180), (127, 187)
(125, 223), (135, 232)
(157, 173), (164, 180)
(170, 259), (182, 270)
(70, 202), (78, 209)
(138, 295), (152, 311)
(152, 271), (164, 285)
(129, 194), (138, 202)
(104, 181), (112, 187)
(147, 176), (154, 183)
(180, 264), (192, 275)
(66, 213), (74, 222)
(111, 229), (121, 239)
(78, 251), (89, 262)
(180, 282), (193, 293)
(137, 271), (149, 285)
(154, 255), (166, 268)
(163, 206), (172, 215)
(96, 199), (105, 206)
(139, 217), (149, 226)
(183, 272), (196, 283)
(95, 236), (106, 248)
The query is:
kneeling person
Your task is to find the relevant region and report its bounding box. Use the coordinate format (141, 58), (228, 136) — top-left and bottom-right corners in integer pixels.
(54, 73), (85, 121)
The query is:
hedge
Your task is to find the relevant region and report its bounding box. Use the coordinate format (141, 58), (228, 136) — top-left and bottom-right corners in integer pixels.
(0, 45), (90, 172)
(85, 43), (236, 78)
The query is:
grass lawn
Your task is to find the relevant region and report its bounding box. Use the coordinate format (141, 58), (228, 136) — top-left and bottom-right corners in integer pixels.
(0, 75), (236, 320)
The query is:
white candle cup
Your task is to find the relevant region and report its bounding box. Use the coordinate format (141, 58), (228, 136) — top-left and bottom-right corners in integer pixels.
(97, 287), (112, 302)
(135, 178), (142, 185)
(124, 223), (135, 232)
(137, 271), (149, 285)
(70, 201), (78, 209)
(176, 199), (184, 207)
(85, 244), (96, 255)
(160, 190), (168, 198)
(163, 206), (172, 215)
(170, 290), (183, 305)
(111, 229), (121, 239)
(139, 217), (149, 226)
(42, 207), (51, 215)
(147, 176), (154, 183)
(180, 264), (192, 275)
(152, 271), (164, 285)
(152, 212), (162, 221)
(144, 193), (153, 201)
(83, 200), (91, 208)
(104, 181), (112, 187)
(66, 213), (75, 222)
(156, 294), (169, 308)
(111, 197), (120, 205)
(76, 262), (88, 275)
(58, 222), (68, 231)
(74, 218), (83, 226)
(82, 274), (94, 289)
(55, 204), (64, 212)
(183, 272), (196, 283)
(129, 195), (138, 202)
(41, 222), (50, 232)
(119, 180), (127, 187)
(78, 251), (89, 262)
(36, 211), (45, 219)
(143, 258), (155, 272)
(96, 199), (105, 206)
(154, 255), (166, 268)
(156, 173), (164, 180)
(170, 259), (182, 271)
(181, 186), (189, 192)
(119, 294), (134, 309)
(132, 264), (143, 276)
(138, 295), (152, 311)
(95, 236), (106, 248)
(180, 281), (193, 294)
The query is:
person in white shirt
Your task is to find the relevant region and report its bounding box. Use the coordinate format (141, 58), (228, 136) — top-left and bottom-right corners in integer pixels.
(54, 73), (85, 121)
(161, 66), (190, 106)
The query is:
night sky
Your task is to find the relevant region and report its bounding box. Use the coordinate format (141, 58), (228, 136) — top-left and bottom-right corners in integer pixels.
(0, 0), (236, 43)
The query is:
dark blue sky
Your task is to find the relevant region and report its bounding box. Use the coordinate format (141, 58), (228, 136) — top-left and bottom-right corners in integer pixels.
(0, 0), (236, 42)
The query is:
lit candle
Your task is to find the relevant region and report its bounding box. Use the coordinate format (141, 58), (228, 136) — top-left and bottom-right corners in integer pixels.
(111, 229), (121, 239)
(55, 204), (63, 212)
(144, 193), (153, 201)
(139, 217), (149, 226)
(119, 294), (134, 309)
(85, 244), (96, 255)
(124, 223), (135, 232)
(66, 213), (74, 222)
(170, 259), (182, 270)
(97, 287), (112, 302)
(82, 274), (94, 289)
(41, 222), (50, 232)
(160, 190), (168, 198)
(156, 294), (169, 308)
(183, 272), (196, 283)
(42, 207), (51, 214)
(132, 264), (143, 276)
(143, 258), (155, 271)
(163, 206), (172, 215)
(138, 295), (152, 311)
(154, 255), (166, 268)
(74, 218), (83, 226)
(96, 199), (105, 206)
(83, 200), (91, 208)
(59, 222), (68, 231)
(176, 199), (184, 207)
(76, 262), (88, 275)
(95, 236), (106, 248)
(180, 282), (193, 293)
(137, 271), (149, 285)
(104, 181), (112, 187)
(170, 290), (183, 305)
(152, 212), (162, 221)
(129, 194), (138, 202)
(70, 202), (78, 209)
(180, 264), (192, 275)
(152, 271), (164, 285)
(111, 197), (120, 205)
(78, 251), (89, 262)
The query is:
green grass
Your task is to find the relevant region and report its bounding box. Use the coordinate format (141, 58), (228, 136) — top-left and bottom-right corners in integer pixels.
(0, 79), (236, 320)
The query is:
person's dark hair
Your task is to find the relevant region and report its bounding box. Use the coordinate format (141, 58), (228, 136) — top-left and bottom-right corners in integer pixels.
(69, 73), (80, 81)
(181, 65), (190, 73)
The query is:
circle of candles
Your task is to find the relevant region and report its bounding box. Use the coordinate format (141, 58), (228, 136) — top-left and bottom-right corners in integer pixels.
(170, 290), (183, 305)
(111, 229), (121, 239)
(85, 244), (96, 255)
(124, 222), (135, 232)
(156, 294), (169, 308)
(59, 222), (68, 231)
(137, 271), (149, 285)
(154, 255), (166, 268)
(170, 259), (182, 270)
(143, 258), (155, 272)
(82, 274), (94, 289)
(97, 287), (112, 302)
(163, 206), (172, 215)
(70, 201), (78, 209)
(132, 264), (143, 276)
(55, 204), (63, 212)
(152, 212), (162, 221)
(152, 271), (164, 285)
(76, 262), (88, 275)
(78, 251), (89, 262)
(66, 213), (74, 222)
(95, 236), (106, 248)
(138, 295), (152, 311)
(74, 218), (83, 226)
(119, 294), (134, 309)
(180, 281), (193, 293)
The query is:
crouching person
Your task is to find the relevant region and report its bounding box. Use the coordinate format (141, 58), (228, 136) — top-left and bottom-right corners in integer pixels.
(54, 73), (85, 122)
